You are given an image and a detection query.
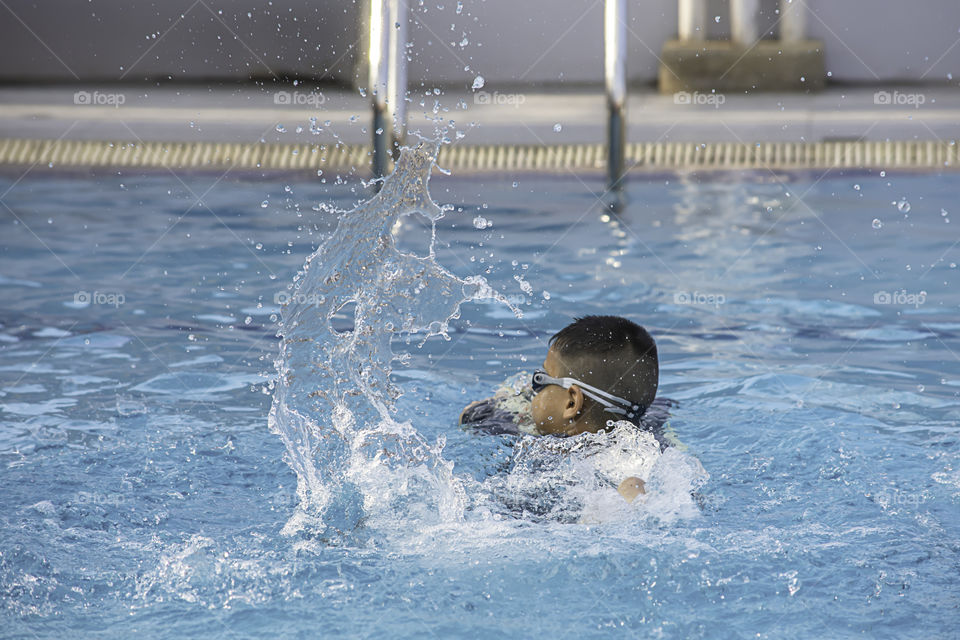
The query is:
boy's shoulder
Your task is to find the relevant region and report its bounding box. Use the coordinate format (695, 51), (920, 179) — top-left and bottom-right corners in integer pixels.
(640, 397), (683, 450)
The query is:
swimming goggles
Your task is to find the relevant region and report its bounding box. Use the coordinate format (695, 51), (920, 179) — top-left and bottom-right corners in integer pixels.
(531, 369), (645, 423)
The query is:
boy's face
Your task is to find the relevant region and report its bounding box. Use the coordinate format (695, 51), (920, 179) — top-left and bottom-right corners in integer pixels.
(531, 346), (592, 436)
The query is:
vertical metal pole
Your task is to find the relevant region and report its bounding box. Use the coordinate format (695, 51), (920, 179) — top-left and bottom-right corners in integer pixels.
(387, 0), (408, 160)
(678, 0), (707, 41)
(368, 0), (390, 181)
(730, 0), (759, 45)
(604, 0), (627, 198)
(779, 0), (805, 43)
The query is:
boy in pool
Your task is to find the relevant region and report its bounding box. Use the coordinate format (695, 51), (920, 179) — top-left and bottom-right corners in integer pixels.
(459, 315), (673, 502)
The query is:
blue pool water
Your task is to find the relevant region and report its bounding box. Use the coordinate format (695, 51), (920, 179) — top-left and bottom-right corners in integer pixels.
(1, 158), (959, 638)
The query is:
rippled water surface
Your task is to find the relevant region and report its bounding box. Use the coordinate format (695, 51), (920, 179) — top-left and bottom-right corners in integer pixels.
(1, 163), (958, 638)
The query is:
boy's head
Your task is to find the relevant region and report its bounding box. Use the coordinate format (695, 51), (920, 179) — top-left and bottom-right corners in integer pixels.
(530, 315), (658, 436)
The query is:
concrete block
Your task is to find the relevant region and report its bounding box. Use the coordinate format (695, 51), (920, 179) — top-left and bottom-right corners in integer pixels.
(658, 39), (825, 94)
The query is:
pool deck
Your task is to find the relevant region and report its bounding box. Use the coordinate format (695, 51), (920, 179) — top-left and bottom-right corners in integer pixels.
(0, 84), (956, 147)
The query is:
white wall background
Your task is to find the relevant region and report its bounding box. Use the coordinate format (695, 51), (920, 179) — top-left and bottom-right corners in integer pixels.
(1, 0), (958, 86)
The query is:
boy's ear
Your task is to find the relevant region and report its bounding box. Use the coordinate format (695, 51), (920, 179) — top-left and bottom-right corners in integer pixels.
(562, 386), (583, 420)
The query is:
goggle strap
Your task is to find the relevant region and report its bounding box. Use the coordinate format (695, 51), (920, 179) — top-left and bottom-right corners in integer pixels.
(533, 370), (645, 421)
(556, 376), (639, 412)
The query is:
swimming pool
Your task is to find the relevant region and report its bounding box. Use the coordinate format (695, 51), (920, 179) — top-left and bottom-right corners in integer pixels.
(1, 154), (958, 637)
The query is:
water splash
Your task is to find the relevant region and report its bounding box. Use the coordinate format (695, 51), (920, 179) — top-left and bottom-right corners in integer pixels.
(269, 140), (511, 537)
(479, 423), (708, 526)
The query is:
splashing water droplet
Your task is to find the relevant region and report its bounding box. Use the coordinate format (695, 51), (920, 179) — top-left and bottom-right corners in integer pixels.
(472, 75), (485, 90)
(473, 215), (491, 229)
(897, 198), (911, 213)
(275, 124), (286, 133)
(269, 142), (515, 536)
(261, 200), (269, 208)
(872, 218), (883, 229)
(553, 123), (562, 133)
(853, 184), (861, 191)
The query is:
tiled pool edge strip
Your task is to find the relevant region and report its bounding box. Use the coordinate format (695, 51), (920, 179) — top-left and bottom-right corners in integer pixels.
(1, 138), (957, 172)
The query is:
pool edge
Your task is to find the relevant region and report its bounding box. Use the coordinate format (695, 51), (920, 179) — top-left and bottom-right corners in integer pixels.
(0, 138), (957, 173)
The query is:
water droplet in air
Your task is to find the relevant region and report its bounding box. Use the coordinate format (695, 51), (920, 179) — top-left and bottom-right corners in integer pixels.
(512, 181), (519, 188)
(897, 198), (911, 213)
(472, 75), (485, 90)
(917, 384), (925, 392)
(275, 124), (286, 133)
(853, 184), (860, 190)
(261, 200), (269, 208)
(872, 218), (882, 229)
(472, 215), (490, 229)
(553, 123), (562, 133)
(714, 15), (721, 22)
(941, 208), (949, 217)
(456, 1), (463, 13)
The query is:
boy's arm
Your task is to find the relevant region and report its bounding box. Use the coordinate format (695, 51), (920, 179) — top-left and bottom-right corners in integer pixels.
(618, 476), (646, 503)
(458, 400), (486, 425)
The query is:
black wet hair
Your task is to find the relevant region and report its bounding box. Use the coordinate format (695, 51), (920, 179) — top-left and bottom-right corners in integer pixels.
(548, 315), (659, 420)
